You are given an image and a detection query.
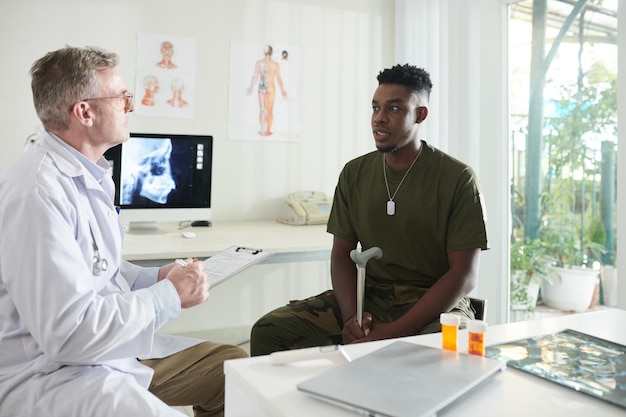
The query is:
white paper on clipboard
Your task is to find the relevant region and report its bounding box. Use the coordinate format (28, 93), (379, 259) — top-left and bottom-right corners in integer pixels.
(203, 245), (271, 287)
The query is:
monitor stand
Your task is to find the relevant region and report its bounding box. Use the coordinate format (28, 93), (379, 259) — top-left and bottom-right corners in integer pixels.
(126, 221), (164, 234)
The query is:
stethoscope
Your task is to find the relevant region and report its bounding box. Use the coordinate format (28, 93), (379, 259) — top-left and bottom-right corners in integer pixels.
(88, 222), (108, 276)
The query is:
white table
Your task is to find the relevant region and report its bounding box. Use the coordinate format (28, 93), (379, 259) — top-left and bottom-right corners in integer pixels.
(122, 220), (331, 263)
(123, 221), (333, 340)
(224, 308), (626, 417)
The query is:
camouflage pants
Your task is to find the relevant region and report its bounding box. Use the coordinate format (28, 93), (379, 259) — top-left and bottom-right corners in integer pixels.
(249, 286), (473, 356)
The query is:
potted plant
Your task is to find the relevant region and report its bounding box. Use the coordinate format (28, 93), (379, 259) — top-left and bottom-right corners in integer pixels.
(540, 218), (606, 312)
(510, 239), (550, 316)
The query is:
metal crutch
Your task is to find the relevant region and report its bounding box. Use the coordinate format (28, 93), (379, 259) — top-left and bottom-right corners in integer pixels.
(350, 247), (383, 328)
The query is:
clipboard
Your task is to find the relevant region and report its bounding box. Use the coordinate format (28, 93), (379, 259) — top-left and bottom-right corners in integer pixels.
(203, 245), (271, 287)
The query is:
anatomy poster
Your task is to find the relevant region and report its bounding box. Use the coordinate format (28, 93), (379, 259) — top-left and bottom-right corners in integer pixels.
(228, 40), (301, 141)
(134, 33), (196, 119)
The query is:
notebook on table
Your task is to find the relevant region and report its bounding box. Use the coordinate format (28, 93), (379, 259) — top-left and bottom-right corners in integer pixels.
(297, 341), (506, 417)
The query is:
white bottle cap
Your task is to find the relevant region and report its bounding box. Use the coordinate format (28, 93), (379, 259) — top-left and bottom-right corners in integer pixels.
(440, 313), (461, 326)
(467, 320), (488, 333)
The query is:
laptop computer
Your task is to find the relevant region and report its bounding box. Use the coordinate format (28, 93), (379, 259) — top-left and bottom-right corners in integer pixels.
(297, 341), (506, 417)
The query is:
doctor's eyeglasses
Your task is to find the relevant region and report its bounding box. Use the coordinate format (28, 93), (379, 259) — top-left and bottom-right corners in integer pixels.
(82, 92), (134, 113)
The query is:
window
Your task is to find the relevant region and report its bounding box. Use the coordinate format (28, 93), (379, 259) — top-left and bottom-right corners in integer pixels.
(509, 0), (617, 317)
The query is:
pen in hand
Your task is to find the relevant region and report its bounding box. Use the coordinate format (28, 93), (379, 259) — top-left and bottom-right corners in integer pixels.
(175, 259), (188, 267)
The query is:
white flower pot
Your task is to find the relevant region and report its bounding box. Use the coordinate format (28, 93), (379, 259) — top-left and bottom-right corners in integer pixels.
(541, 266), (599, 312)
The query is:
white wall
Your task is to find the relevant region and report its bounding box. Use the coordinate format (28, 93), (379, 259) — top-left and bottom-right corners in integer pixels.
(2, 0), (622, 331)
(0, 0), (394, 222)
(0, 0), (395, 335)
(0, 0), (536, 330)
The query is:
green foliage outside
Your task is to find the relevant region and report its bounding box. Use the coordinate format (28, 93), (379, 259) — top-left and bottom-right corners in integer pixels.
(510, 0), (617, 310)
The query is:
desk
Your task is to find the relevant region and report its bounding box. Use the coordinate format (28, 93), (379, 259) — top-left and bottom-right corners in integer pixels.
(122, 220), (332, 263)
(224, 309), (626, 417)
(122, 221), (333, 338)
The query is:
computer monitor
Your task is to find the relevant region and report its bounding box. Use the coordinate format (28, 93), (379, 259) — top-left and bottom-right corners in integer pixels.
(104, 132), (213, 233)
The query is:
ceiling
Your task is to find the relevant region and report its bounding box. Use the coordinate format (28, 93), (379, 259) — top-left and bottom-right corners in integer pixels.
(511, 0), (617, 45)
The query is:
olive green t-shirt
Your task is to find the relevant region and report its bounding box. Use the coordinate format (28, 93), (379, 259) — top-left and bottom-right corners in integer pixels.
(327, 141), (489, 290)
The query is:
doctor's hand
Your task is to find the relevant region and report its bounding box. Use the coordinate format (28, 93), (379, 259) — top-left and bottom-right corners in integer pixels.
(166, 258), (210, 308)
(158, 258), (197, 281)
(342, 312), (372, 345)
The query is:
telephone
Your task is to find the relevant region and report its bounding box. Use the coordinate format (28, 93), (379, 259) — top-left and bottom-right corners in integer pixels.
(277, 191), (332, 226)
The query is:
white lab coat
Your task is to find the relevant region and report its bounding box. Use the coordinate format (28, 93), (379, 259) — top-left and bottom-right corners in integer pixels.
(0, 131), (201, 416)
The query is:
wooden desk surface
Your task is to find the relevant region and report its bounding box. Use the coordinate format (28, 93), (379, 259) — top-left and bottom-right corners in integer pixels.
(122, 220), (332, 261)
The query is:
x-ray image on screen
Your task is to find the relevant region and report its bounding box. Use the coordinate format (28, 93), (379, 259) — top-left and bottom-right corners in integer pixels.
(106, 133), (212, 210)
(120, 138), (176, 205)
(104, 133), (213, 232)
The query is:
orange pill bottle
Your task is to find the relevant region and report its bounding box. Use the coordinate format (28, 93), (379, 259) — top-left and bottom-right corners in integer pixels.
(440, 313), (460, 351)
(467, 320), (487, 356)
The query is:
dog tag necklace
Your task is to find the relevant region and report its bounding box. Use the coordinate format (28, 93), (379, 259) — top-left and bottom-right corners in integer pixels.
(383, 146), (422, 216)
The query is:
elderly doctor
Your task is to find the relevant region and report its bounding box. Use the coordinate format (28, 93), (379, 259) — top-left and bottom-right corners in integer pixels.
(0, 46), (247, 417)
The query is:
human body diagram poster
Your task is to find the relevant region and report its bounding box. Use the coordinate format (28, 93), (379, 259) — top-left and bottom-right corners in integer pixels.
(135, 33), (196, 119)
(228, 40), (301, 142)
(486, 329), (626, 410)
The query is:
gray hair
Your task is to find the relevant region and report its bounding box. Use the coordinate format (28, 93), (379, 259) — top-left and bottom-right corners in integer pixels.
(30, 45), (119, 131)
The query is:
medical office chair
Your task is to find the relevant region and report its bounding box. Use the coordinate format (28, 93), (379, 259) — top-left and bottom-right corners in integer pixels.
(469, 297), (487, 321)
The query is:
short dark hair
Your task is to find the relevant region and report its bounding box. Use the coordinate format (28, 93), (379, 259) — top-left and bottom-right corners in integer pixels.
(377, 64), (433, 99)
